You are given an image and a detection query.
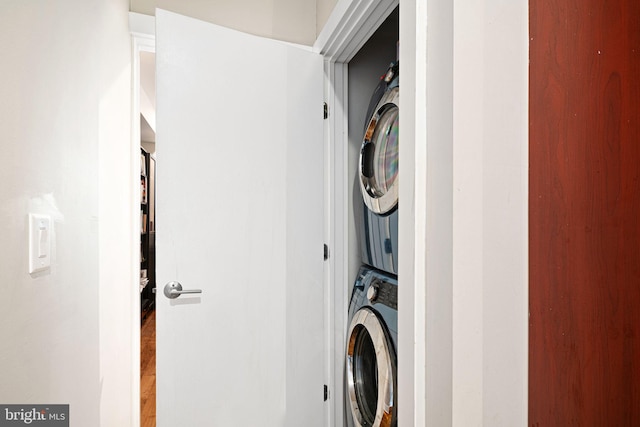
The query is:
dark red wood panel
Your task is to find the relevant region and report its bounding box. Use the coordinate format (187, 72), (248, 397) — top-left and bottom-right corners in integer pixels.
(530, 0), (640, 424)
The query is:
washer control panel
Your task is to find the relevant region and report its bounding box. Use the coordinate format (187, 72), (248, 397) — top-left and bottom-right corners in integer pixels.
(369, 277), (397, 310)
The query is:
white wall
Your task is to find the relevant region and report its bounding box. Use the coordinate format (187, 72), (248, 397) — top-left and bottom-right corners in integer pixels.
(399, 0), (528, 425)
(451, 0), (528, 425)
(398, 0), (454, 424)
(97, 1), (134, 426)
(0, 1), (132, 425)
(130, 0), (317, 46)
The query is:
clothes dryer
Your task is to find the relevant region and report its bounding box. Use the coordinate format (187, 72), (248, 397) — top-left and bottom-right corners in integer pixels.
(345, 266), (397, 427)
(359, 62), (399, 276)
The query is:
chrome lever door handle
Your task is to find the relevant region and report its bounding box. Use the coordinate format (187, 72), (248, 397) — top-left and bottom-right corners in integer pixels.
(163, 281), (202, 299)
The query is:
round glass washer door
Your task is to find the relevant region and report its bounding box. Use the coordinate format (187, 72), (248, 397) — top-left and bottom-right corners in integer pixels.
(359, 87), (399, 215)
(346, 307), (397, 427)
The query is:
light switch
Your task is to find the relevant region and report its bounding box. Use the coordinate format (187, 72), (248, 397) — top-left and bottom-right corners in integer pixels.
(29, 213), (51, 274)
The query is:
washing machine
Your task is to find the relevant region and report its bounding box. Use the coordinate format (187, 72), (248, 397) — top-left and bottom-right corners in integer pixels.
(345, 266), (397, 427)
(359, 61), (399, 276)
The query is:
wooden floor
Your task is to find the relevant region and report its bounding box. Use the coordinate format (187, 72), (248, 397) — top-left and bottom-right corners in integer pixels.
(141, 309), (156, 427)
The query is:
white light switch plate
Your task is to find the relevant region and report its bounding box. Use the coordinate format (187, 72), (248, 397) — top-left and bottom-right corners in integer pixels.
(29, 213), (51, 274)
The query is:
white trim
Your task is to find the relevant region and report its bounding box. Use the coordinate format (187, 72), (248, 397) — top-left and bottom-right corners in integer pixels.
(129, 12), (155, 39)
(314, 0), (398, 63)
(130, 15), (155, 427)
(323, 59), (332, 427)
(324, 59), (349, 427)
(397, 0), (434, 425)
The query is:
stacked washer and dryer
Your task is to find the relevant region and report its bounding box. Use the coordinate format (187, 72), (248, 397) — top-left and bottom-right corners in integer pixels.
(345, 59), (399, 427)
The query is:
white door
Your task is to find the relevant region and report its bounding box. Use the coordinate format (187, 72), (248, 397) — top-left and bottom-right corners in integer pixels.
(155, 9), (324, 426)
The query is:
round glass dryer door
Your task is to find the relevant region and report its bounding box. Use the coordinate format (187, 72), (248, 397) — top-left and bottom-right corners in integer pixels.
(359, 87), (399, 215)
(346, 307), (397, 427)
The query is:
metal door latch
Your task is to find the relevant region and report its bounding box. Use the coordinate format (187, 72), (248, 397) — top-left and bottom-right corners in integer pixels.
(163, 281), (202, 299)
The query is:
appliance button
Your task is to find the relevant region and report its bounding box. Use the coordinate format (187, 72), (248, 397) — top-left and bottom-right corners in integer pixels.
(367, 283), (379, 303)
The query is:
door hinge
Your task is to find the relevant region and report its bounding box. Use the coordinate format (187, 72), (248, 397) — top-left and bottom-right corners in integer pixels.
(323, 102), (328, 119)
(324, 244), (329, 261)
(324, 385), (329, 401)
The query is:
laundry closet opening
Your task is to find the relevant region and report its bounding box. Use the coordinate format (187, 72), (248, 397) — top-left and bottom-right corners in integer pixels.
(346, 7), (399, 286)
(343, 7), (399, 427)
